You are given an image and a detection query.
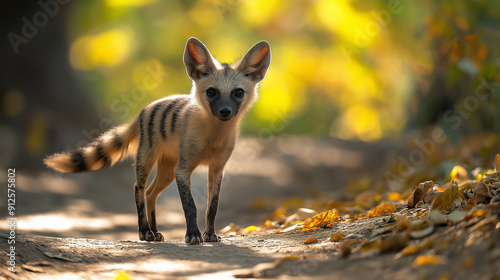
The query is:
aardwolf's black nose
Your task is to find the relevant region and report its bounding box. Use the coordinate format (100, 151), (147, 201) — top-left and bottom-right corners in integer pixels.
(219, 108), (231, 117)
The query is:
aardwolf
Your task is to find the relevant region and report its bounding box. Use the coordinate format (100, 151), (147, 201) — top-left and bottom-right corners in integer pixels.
(44, 37), (271, 244)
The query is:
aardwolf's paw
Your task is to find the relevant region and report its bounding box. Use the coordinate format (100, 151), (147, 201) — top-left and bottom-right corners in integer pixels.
(139, 230), (155, 242)
(154, 232), (164, 242)
(185, 228), (203, 245)
(203, 232), (221, 242)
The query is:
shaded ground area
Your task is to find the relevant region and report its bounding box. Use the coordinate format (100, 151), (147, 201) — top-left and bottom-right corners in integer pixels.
(1, 212), (499, 279)
(1, 137), (499, 279)
(0, 137), (401, 241)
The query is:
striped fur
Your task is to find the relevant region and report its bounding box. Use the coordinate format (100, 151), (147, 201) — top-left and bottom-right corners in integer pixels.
(44, 119), (139, 173)
(44, 37), (271, 244)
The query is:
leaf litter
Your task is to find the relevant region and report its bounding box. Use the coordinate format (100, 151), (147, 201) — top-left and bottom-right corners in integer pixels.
(220, 151), (500, 278)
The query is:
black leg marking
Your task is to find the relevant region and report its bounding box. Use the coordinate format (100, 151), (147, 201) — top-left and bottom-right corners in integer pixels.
(150, 209), (157, 232)
(135, 183), (154, 241)
(203, 193), (221, 242)
(149, 210), (164, 241)
(204, 171), (222, 242)
(176, 175), (202, 244)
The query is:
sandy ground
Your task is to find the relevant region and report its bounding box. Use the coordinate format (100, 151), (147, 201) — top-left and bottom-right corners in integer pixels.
(1, 137), (499, 279)
(1, 215), (499, 280)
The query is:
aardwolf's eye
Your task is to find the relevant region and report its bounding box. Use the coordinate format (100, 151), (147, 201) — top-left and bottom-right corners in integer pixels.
(233, 88), (244, 99)
(206, 87), (218, 98)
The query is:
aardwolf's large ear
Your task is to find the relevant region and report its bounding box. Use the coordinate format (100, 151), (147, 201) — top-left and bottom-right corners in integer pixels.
(183, 37), (217, 80)
(237, 41), (271, 82)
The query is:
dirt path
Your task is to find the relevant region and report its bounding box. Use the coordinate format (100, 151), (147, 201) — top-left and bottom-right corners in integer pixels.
(1, 212), (499, 280)
(2, 137), (499, 279)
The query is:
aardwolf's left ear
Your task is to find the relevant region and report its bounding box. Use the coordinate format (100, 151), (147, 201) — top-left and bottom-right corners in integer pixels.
(238, 41), (271, 82)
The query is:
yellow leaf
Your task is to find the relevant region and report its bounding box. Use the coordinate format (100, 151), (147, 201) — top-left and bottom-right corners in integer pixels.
(271, 207), (286, 219)
(366, 201), (396, 217)
(304, 236), (318, 244)
(496, 154), (500, 171)
(412, 255), (447, 267)
(450, 165), (469, 182)
(431, 182), (465, 211)
(388, 192), (404, 201)
(401, 244), (419, 256)
(243, 226), (259, 233)
(114, 271), (131, 280)
(330, 231), (345, 242)
(264, 220), (273, 228)
(302, 209), (340, 231)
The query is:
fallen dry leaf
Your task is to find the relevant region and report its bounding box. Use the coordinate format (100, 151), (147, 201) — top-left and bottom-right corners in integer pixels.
(412, 255), (447, 267)
(473, 181), (492, 204)
(219, 223), (242, 235)
(243, 225), (260, 234)
(361, 239), (381, 252)
(420, 181), (435, 192)
(424, 189), (443, 204)
(431, 182), (464, 211)
(409, 223), (434, 239)
(395, 214), (411, 231)
(450, 165), (469, 182)
(407, 181), (434, 208)
(429, 210), (447, 225)
(114, 271), (132, 280)
(304, 236), (318, 244)
(263, 220), (274, 228)
(448, 210), (468, 224)
(407, 187), (425, 208)
(380, 233), (408, 253)
(330, 231), (345, 242)
(302, 209), (340, 231)
(388, 192), (405, 201)
(400, 244), (419, 256)
(366, 201), (396, 217)
(458, 180), (476, 191)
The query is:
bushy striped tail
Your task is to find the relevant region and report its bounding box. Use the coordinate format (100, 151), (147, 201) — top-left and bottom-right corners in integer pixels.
(44, 119), (139, 173)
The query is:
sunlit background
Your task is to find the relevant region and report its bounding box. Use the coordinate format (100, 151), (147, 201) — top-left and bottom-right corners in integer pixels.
(1, 1), (499, 168)
(65, 0), (499, 141)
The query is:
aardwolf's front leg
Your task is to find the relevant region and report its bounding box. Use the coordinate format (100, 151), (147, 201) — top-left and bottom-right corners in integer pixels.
(203, 166), (223, 242)
(175, 164), (202, 244)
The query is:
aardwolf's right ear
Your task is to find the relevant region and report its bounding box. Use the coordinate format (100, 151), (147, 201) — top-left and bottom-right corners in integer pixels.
(183, 37), (216, 80)
(237, 41), (271, 82)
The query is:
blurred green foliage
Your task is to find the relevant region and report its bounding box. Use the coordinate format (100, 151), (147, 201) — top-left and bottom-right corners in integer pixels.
(68, 0), (500, 141)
